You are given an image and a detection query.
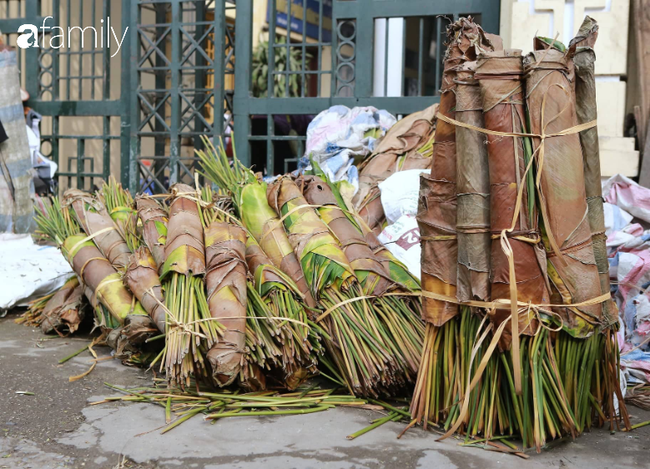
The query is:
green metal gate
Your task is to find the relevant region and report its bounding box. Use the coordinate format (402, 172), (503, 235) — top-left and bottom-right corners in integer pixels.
(126, 0), (236, 193)
(126, 0), (500, 192)
(232, 0), (501, 172)
(2, 0), (500, 194)
(0, 0), (131, 192)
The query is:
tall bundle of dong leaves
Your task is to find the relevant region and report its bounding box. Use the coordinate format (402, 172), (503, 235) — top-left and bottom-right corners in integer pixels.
(411, 17), (496, 430)
(101, 178), (167, 336)
(411, 16), (630, 452)
(197, 139), (322, 390)
(299, 171), (424, 381)
(245, 233), (322, 387)
(199, 187), (319, 390)
(521, 28), (629, 444)
(64, 187), (157, 349)
(198, 188), (249, 387)
(569, 18), (629, 433)
(243, 222), (322, 388)
(267, 176), (404, 396)
(160, 184), (223, 387)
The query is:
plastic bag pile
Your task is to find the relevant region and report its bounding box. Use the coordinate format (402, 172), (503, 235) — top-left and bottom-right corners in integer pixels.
(604, 175), (650, 384)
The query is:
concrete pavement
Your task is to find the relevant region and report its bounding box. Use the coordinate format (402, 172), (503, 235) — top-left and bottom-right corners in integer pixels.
(1, 315), (649, 469)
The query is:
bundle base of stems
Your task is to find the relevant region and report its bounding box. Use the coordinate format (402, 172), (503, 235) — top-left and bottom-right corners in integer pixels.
(162, 273), (222, 388)
(411, 308), (628, 451)
(17, 292), (57, 327)
(410, 309), (479, 430)
(247, 286), (322, 389)
(316, 286), (412, 398)
(373, 296), (424, 382)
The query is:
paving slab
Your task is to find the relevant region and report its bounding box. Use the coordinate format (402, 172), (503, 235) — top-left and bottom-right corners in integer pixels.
(1, 315), (649, 469)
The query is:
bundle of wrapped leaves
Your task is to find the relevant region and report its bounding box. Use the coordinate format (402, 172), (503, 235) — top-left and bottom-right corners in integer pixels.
(353, 104), (438, 236)
(32, 156), (425, 397)
(411, 16), (629, 452)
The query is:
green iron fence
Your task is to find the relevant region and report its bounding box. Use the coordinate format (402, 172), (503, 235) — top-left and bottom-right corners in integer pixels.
(233, 0), (501, 173)
(1, 0), (500, 194)
(0, 0), (130, 192)
(126, 0), (236, 193)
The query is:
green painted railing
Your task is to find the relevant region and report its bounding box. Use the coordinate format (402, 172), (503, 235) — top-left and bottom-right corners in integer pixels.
(1, 0), (500, 193)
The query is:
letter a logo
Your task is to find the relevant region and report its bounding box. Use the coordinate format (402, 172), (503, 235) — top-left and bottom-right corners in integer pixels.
(17, 24), (39, 49)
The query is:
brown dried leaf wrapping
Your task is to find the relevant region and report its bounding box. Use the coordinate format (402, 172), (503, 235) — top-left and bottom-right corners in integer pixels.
(161, 184), (205, 277)
(64, 189), (131, 269)
(239, 363), (267, 392)
(136, 195), (168, 269)
(204, 221), (247, 386)
(105, 314), (159, 359)
(120, 314), (159, 350)
(524, 47), (602, 336)
(418, 18), (495, 326)
(354, 104), (438, 234)
(455, 61), (490, 302)
(125, 246), (166, 333)
(356, 197), (384, 237)
(476, 49), (550, 347)
(40, 277), (84, 334)
(418, 173), (458, 325)
(362, 104), (438, 160)
(570, 16), (617, 326)
(359, 216), (396, 263)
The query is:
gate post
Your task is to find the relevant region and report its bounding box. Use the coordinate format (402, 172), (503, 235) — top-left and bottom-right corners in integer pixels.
(233, 0), (253, 167)
(121, 0), (134, 191)
(126, 0), (140, 193)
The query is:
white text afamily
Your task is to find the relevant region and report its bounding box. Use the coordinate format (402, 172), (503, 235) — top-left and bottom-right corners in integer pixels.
(17, 16), (128, 58)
